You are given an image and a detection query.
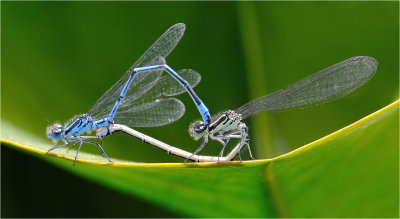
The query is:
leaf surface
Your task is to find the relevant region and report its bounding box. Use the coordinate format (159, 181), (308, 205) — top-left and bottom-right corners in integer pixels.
(2, 101), (398, 217)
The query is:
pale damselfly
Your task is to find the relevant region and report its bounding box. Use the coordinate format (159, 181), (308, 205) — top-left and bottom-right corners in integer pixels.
(188, 56), (378, 161)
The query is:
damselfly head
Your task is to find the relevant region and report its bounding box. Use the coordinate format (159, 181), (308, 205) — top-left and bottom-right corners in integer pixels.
(188, 120), (205, 140)
(46, 123), (63, 140)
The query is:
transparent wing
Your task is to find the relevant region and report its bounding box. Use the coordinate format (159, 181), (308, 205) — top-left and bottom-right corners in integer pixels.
(129, 69), (201, 107)
(236, 56), (378, 119)
(89, 56), (166, 119)
(114, 98), (185, 127)
(114, 69), (201, 127)
(87, 23), (186, 119)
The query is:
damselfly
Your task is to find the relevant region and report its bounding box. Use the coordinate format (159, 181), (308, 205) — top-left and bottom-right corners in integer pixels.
(46, 23), (211, 164)
(188, 56), (378, 161)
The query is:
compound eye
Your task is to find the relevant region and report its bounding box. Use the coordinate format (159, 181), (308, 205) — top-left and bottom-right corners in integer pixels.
(52, 124), (63, 134)
(193, 121), (205, 133)
(47, 123), (63, 140)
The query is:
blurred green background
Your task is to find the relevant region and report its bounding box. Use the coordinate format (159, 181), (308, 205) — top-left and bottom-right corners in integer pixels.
(2, 1), (398, 217)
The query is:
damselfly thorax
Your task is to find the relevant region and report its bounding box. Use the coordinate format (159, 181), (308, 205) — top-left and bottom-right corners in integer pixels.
(189, 110), (253, 161)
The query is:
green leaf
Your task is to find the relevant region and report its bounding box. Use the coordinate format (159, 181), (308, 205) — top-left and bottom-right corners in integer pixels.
(2, 101), (398, 217)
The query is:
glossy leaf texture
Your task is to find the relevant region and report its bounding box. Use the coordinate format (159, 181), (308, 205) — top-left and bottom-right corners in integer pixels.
(2, 101), (398, 217)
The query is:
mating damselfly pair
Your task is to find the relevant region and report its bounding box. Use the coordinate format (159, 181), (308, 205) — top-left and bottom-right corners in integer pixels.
(46, 23), (378, 164)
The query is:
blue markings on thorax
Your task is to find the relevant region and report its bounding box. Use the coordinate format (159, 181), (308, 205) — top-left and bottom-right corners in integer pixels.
(63, 114), (110, 137)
